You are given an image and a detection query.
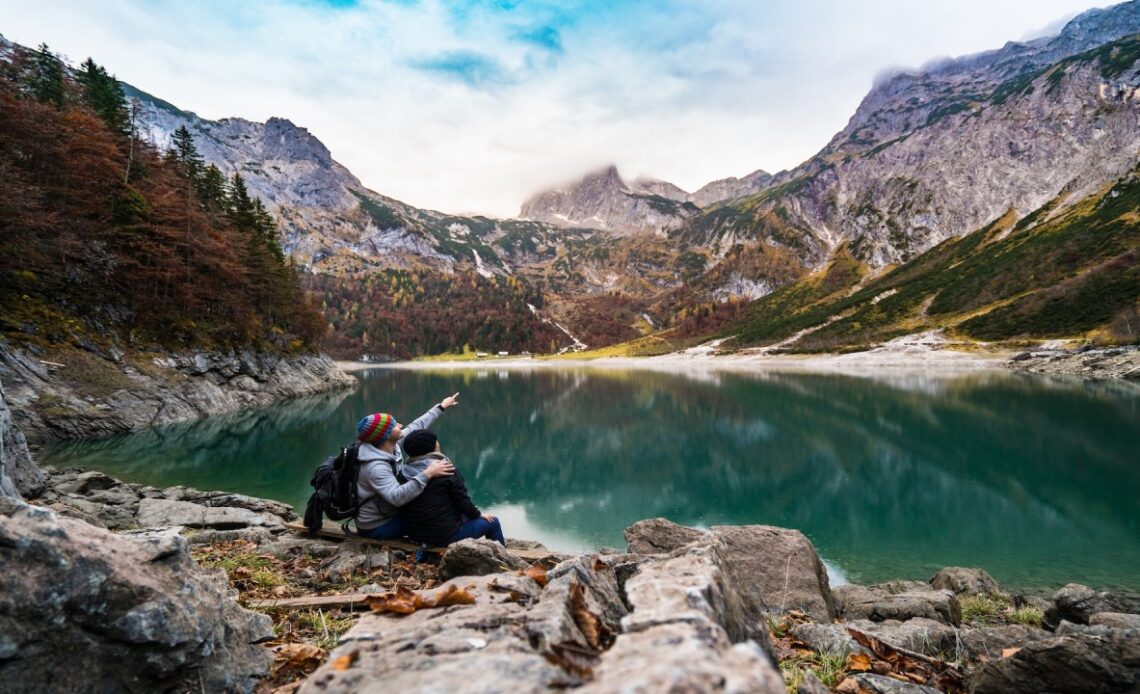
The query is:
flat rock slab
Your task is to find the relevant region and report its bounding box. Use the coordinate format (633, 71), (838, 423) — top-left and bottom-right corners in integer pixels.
(834, 584), (962, 626)
(967, 630), (1140, 693)
(137, 497), (283, 529)
(957, 624), (1048, 660)
(848, 618), (959, 658)
(584, 622), (783, 693)
(1045, 583), (1140, 628)
(303, 547), (785, 693)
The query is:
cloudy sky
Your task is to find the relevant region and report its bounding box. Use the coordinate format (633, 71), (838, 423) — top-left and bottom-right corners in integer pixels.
(1, 0), (1110, 217)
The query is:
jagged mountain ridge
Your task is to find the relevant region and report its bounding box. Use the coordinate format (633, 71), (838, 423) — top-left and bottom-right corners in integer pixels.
(519, 165), (773, 233)
(90, 0), (1140, 355)
(125, 83), (609, 280)
(683, 1), (1140, 272)
(518, 165), (701, 236)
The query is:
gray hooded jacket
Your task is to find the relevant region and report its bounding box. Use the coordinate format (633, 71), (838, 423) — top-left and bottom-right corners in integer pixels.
(354, 404), (444, 530)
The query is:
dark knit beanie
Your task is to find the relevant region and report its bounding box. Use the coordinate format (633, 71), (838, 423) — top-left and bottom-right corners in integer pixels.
(403, 429), (438, 457)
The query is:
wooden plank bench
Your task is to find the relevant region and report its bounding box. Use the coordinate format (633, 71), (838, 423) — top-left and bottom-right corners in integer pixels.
(283, 522), (554, 562)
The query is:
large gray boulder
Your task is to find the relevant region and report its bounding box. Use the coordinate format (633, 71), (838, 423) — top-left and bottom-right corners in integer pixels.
(0, 498), (273, 693)
(300, 570), (601, 692)
(438, 538), (530, 580)
(305, 544), (784, 693)
(624, 518), (837, 623)
(711, 524), (836, 623)
(620, 536), (770, 648)
(847, 618), (959, 658)
(929, 567), (1003, 597)
(790, 623), (866, 657)
(957, 624), (1048, 660)
(624, 517), (705, 553)
(834, 583), (962, 626)
(967, 630), (1140, 693)
(135, 497), (285, 529)
(1044, 583), (1140, 628)
(0, 378), (43, 498)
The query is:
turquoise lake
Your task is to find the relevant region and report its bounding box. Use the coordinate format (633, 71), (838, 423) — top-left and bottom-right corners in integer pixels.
(37, 367), (1140, 592)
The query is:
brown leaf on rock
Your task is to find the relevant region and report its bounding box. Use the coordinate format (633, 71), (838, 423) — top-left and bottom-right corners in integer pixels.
(835, 677), (861, 694)
(331, 650), (358, 671)
(270, 642), (326, 679)
(847, 652), (872, 672)
(431, 584), (476, 607)
(1001, 647), (1021, 658)
(568, 580), (613, 651)
(365, 584), (475, 614)
(523, 564), (549, 587)
(365, 586), (421, 614)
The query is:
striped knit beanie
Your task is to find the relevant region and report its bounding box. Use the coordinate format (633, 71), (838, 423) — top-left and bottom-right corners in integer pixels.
(357, 412), (397, 444)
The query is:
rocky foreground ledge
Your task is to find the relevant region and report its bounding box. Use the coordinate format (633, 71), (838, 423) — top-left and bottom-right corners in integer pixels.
(0, 342), (355, 443)
(2, 467), (1139, 693)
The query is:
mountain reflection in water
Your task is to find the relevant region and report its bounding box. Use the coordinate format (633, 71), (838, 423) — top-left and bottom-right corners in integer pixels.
(39, 368), (1140, 591)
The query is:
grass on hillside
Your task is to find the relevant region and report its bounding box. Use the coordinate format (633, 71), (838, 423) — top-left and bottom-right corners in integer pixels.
(717, 162), (1140, 352)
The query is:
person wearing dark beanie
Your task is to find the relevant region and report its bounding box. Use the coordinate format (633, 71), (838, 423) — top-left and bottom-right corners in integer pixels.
(399, 428), (505, 550)
(402, 430), (438, 458)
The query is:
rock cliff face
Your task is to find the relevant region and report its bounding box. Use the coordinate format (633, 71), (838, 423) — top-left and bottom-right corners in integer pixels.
(0, 345), (355, 442)
(519, 165), (701, 236)
(688, 168), (774, 208)
(686, 2), (1140, 270)
(0, 379), (41, 499)
(127, 86), (519, 275)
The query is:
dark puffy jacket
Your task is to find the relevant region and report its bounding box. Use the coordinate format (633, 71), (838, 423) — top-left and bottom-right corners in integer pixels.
(401, 453), (481, 546)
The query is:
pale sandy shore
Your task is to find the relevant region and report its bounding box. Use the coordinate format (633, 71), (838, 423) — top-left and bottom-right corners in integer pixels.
(336, 332), (1013, 377)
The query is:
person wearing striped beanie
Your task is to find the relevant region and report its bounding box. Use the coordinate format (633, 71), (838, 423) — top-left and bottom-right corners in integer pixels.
(354, 392), (461, 540)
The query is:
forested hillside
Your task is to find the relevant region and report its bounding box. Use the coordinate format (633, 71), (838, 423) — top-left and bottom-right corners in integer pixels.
(0, 43), (323, 352)
(306, 271), (573, 359)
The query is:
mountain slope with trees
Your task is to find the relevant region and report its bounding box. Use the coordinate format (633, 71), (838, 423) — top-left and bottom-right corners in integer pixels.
(0, 42), (323, 353)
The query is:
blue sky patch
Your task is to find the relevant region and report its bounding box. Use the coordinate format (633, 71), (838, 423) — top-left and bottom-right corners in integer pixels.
(411, 50), (512, 86)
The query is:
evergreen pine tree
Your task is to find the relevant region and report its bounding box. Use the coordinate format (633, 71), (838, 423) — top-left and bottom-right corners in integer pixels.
(27, 44), (65, 107)
(169, 125), (204, 182)
(226, 173), (256, 228)
(198, 164), (226, 205)
(76, 58), (129, 135)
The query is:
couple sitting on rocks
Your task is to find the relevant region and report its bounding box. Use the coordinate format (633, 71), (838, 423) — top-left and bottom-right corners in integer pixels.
(352, 392), (505, 551)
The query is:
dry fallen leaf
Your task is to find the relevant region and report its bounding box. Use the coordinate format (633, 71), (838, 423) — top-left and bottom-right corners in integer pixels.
(331, 650), (358, 671)
(365, 586), (420, 614)
(847, 652), (873, 672)
(273, 643), (325, 670)
(365, 584), (475, 614)
(523, 564), (549, 587)
(432, 584), (476, 607)
(835, 677), (861, 694)
(1001, 647), (1021, 658)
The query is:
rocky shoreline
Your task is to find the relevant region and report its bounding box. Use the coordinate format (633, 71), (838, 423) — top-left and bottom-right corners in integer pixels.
(0, 342), (355, 443)
(2, 461), (1138, 692)
(349, 339), (1140, 382)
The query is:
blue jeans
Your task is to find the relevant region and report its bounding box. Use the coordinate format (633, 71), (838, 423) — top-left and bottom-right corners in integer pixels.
(446, 516), (506, 546)
(357, 515), (407, 540)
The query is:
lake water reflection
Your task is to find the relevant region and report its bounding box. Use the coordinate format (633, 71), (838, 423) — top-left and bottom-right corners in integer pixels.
(38, 367), (1140, 591)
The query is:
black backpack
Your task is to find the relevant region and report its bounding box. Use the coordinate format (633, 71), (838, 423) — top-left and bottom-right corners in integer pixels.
(303, 443), (365, 532)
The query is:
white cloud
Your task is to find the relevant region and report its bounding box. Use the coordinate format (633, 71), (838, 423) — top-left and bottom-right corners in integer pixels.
(0, 0), (1111, 217)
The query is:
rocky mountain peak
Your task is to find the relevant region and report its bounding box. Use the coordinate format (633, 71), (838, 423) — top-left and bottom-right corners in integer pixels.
(519, 165), (699, 235)
(688, 169), (774, 208)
